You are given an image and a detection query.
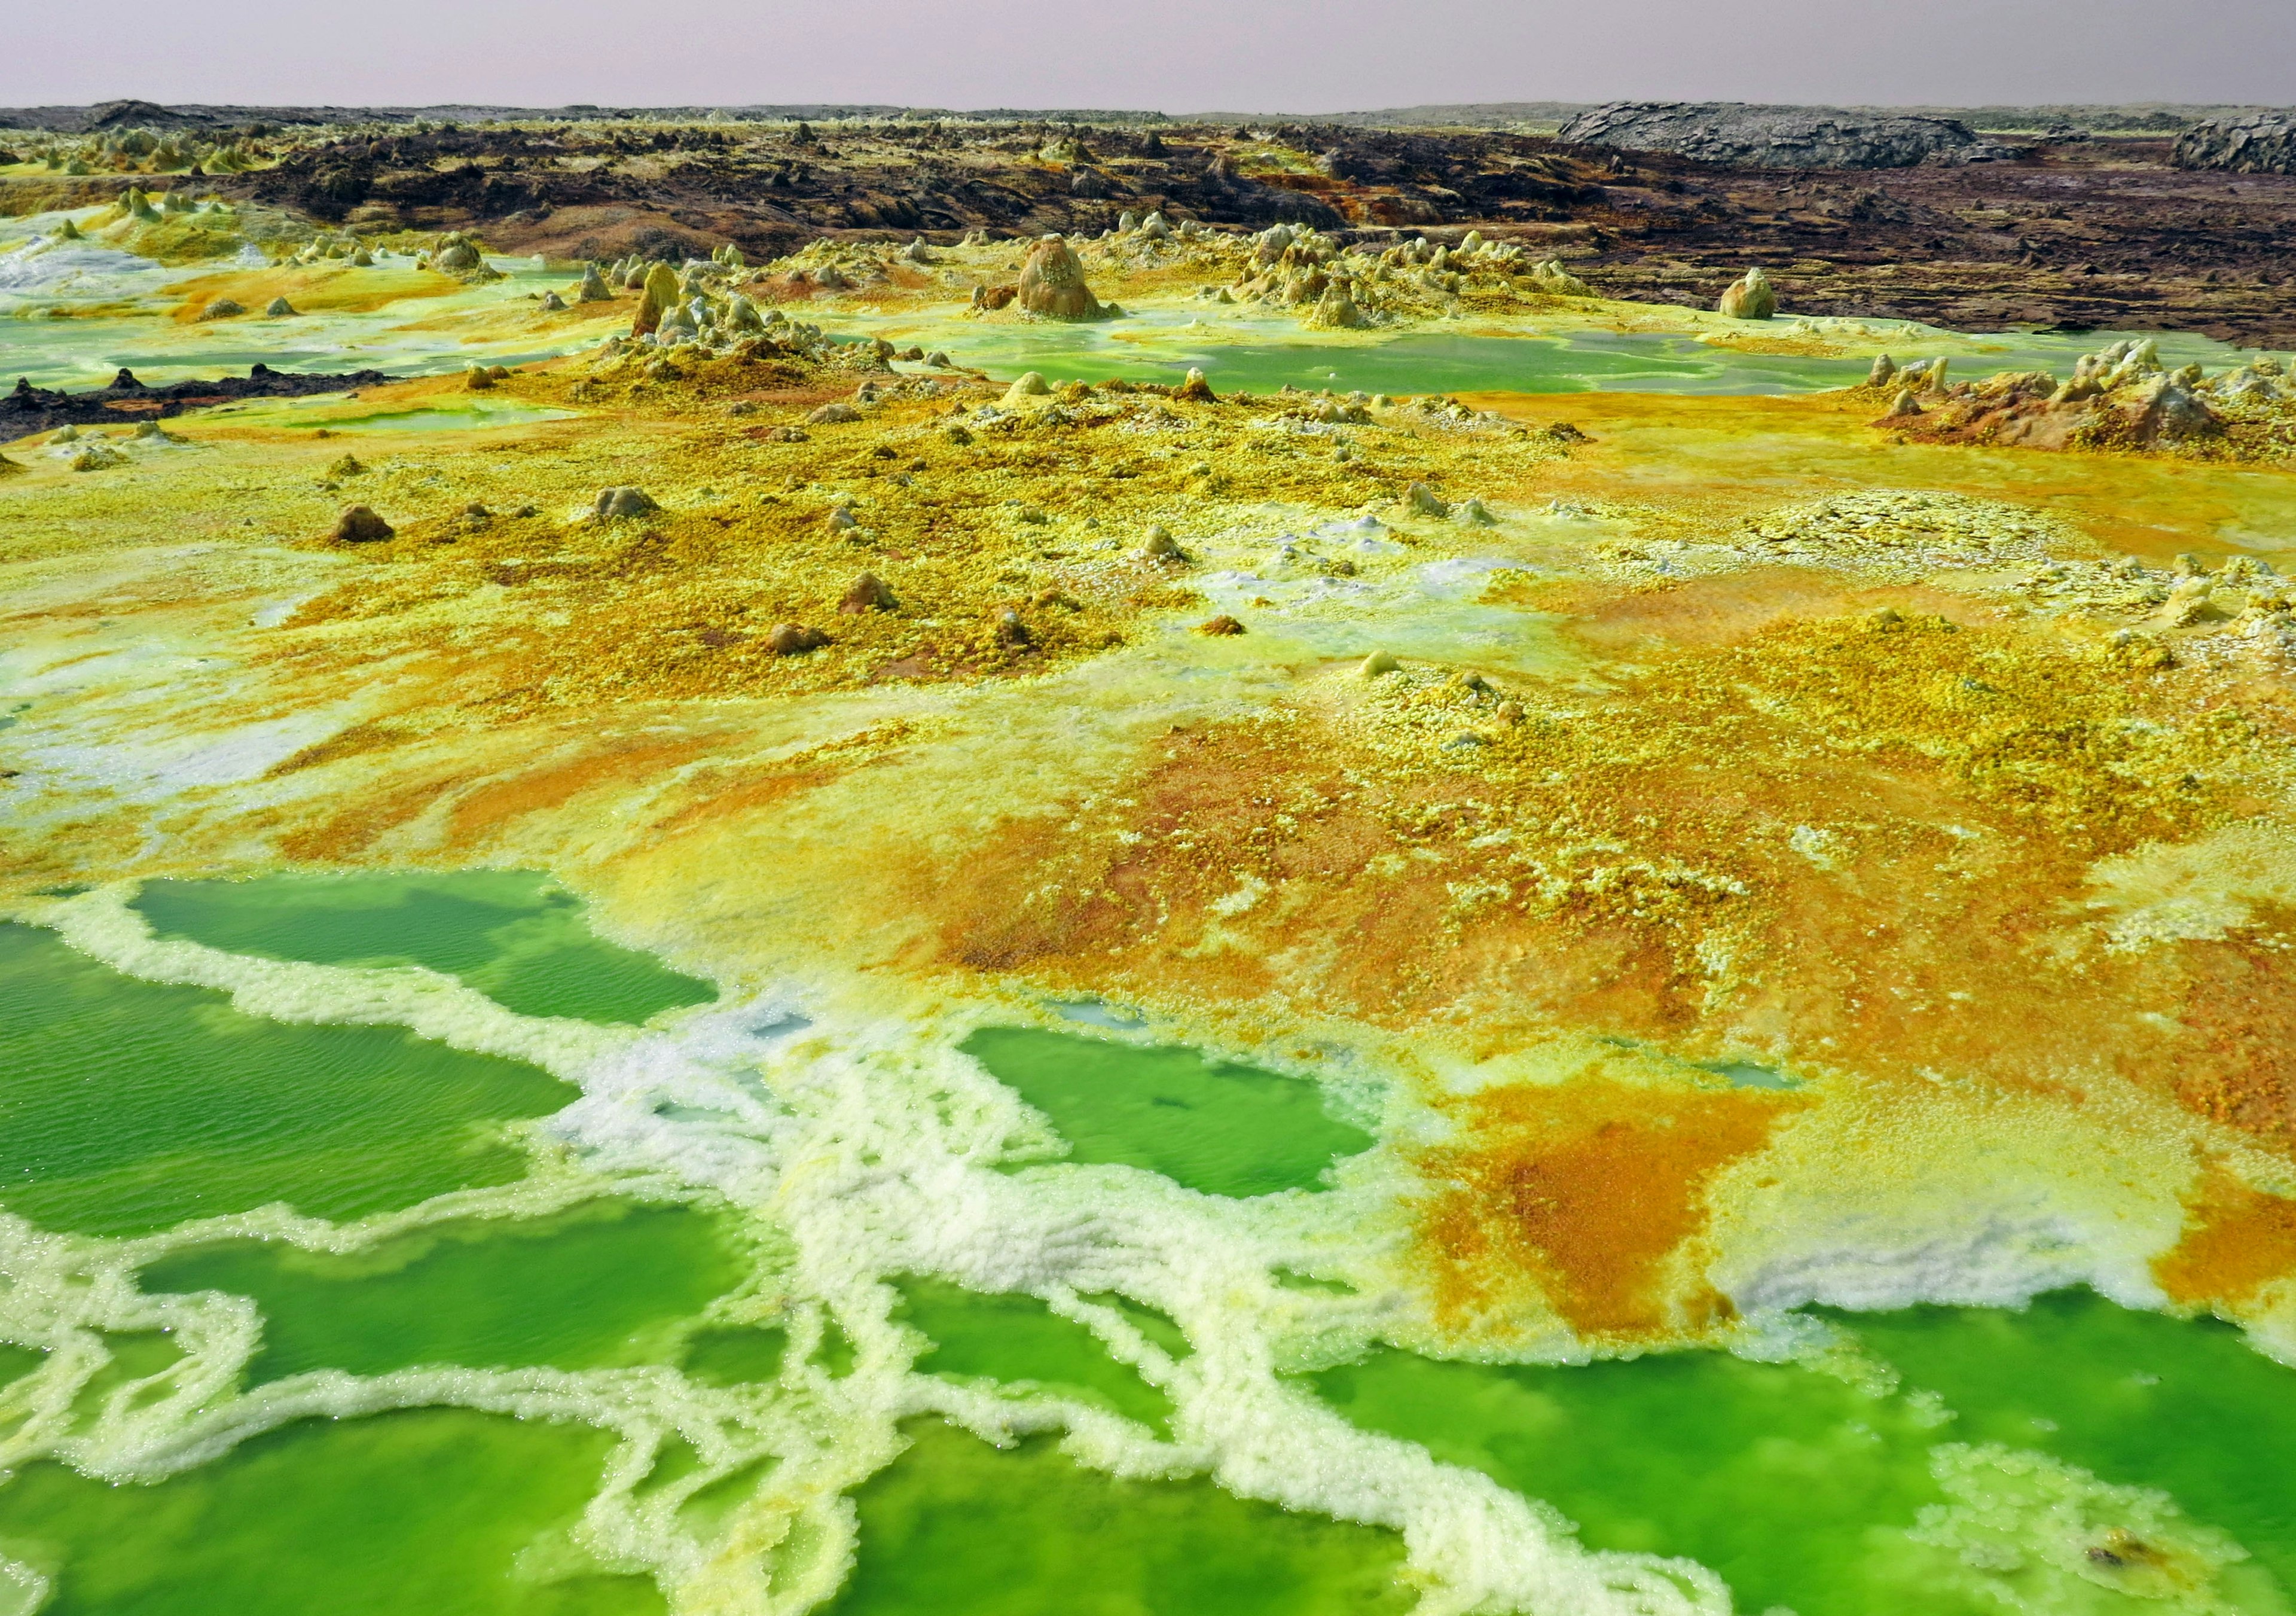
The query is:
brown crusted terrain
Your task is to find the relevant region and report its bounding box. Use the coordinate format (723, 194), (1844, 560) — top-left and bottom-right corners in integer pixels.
(1578, 138), (2296, 343)
(119, 123), (2292, 346)
(19, 115), (2287, 339)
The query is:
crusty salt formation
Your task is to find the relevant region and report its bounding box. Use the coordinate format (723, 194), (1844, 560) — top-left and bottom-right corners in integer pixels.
(1015, 234), (1107, 321)
(634, 263), (682, 337)
(1718, 267), (1778, 319)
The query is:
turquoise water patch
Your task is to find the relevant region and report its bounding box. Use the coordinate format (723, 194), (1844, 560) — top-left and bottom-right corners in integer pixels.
(962, 1026), (1374, 1197)
(0, 1407), (662, 1616)
(0, 923), (568, 1239)
(132, 871), (716, 1026)
(823, 1418), (1413, 1616)
(896, 1277), (1175, 1435)
(1307, 1289), (2296, 1616)
(141, 1200), (747, 1386)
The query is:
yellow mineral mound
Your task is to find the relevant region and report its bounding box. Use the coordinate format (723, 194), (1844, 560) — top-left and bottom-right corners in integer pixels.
(1015, 234), (1107, 321)
(634, 262), (681, 337)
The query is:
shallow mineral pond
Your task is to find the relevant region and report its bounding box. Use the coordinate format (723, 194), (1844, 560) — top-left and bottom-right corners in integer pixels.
(4, 877), (2289, 1615)
(6, 210), (2296, 1616)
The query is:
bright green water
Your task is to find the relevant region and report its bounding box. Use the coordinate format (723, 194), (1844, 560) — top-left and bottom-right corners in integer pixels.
(961, 1026), (1374, 1197)
(0, 1344), (43, 1389)
(896, 1277), (1175, 1435)
(1, 261), (600, 391)
(0, 923), (568, 1237)
(140, 1200), (744, 1386)
(1840, 1292), (2296, 1594)
(938, 328), (1869, 397)
(322, 404), (580, 432)
(8, 879), (2287, 1616)
(822, 1419), (1415, 1616)
(68, 1331), (186, 1427)
(131, 871), (716, 1026)
(0, 1407), (662, 1616)
(680, 1324), (789, 1388)
(1307, 1289), (2296, 1616)
(891, 323), (2262, 400)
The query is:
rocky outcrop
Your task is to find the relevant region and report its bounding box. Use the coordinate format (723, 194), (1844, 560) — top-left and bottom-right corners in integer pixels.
(2173, 113), (2296, 175)
(634, 263), (680, 337)
(1305, 283), (1367, 328)
(1718, 267), (1777, 319)
(1556, 102), (2013, 169)
(2, 364), (390, 435)
(1864, 337), (2263, 453)
(593, 487), (659, 520)
(1013, 235), (1106, 320)
(331, 505), (393, 543)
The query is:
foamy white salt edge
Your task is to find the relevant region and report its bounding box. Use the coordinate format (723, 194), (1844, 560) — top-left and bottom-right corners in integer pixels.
(0, 887), (1730, 1616)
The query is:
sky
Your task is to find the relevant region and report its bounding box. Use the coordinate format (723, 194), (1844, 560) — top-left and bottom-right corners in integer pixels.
(7, 0), (2292, 113)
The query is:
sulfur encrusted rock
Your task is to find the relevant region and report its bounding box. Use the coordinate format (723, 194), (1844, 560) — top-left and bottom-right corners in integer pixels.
(1305, 283), (1367, 329)
(634, 262), (681, 337)
(594, 487), (659, 520)
(1718, 267), (1778, 320)
(839, 571), (899, 613)
(1014, 235), (1107, 321)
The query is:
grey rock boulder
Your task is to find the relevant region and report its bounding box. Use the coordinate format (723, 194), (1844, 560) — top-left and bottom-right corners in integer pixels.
(1556, 102), (2014, 169)
(2173, 114), (2296, 175)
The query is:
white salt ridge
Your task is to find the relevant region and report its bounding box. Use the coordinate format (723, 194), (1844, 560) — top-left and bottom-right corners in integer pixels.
(30, 872), (2261, 1611)
(0, 239), (159, 297)
(0, 889), (1734, 1615)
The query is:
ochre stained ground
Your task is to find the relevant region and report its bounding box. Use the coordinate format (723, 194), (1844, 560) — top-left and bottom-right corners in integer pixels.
(10, 317), (2296, 1356)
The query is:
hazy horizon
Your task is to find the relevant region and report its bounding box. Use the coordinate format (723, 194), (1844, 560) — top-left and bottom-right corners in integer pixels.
(10, 0), (2294, 116)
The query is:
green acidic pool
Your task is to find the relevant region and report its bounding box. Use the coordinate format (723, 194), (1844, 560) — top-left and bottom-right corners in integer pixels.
(0, 1407), (662, 1616)
(679, 1324), (790, 1389)
(131, 871), (717, 1026)
(896, 1277), (1175, 1436)
(320, 403), (581, 432)
(1837, 1290), (2296, 1596)
(961, 1026), (1375, 1197)
(884, 322), (2263, 402)
(0, 923), (569, 1238)
(945, 328), (1867, 397)
(822, 1418), (1415, 1616)
(1307, 1289), (2296, 1616)
(140, 1200), (747, 1386)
